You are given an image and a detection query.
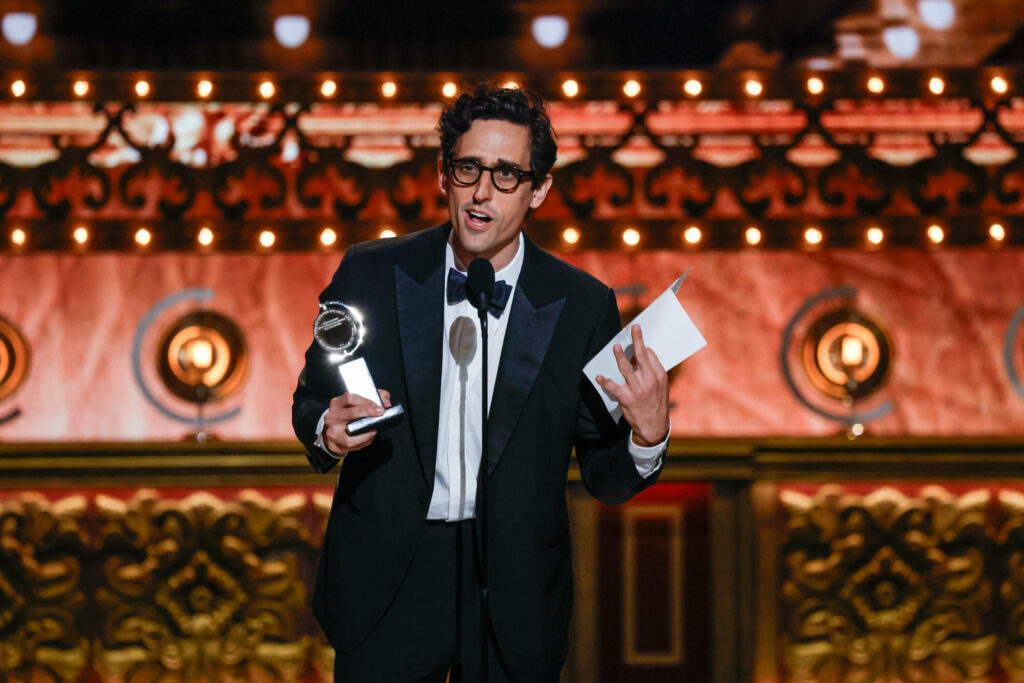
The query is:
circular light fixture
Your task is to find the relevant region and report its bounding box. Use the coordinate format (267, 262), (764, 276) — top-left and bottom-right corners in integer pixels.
(683, 226), (702, 245)
(1, 12), (36, 45)
(273, 14), (310, 48)
(562, 227), (580, 245)
(867, 76), (885, 94)
(928, 76), (945, 95)
(801, 307), (893, 402)
(157, 311), (248, 405)
(442, 81), (457, 98)
(622, 227), (641, 246)
(134, 80), (150, 98)
(72, 226), (89, 245)
(991, 75), (1009, 95)
(867, 227), (885, 245)
(10, 79), (26, 98)
(744, 79), (763, 97)
(196, 79), (213, 98)
(320, 79), (338, 98)
(990, 222), (1007, 242)
(379, 228), (397, 239)
(561, 79), (579, 98)
(73, 80), (90, 98)
(531, 14), (569, 48)
(319, 227), (337, 246)
(883, 25), (920, 59)
(804, 227), (823, 245)
(502, 81), (520, 90)
(197, 227), (214, 247)
(381, 81), (398, 98)
(927, 224), (945, 244)
(745, 227), (762, 245)
(10, 227), (26, 246)
(0, 315), (31, 405)
(683, 79), (703, 97)
(623, 80), (641, 98)
(917, 0), (955, 30)
(806, 76), (825, 95)
(134, 228), (152, 247)
(258, 80), (275, 99)
(258, 230), (276, 248)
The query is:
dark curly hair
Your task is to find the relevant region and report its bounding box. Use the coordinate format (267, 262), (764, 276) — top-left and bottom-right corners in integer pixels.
(438, 84), (557, 189)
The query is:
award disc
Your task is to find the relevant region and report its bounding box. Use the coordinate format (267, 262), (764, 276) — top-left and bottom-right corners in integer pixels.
(313, 302), (363, 358)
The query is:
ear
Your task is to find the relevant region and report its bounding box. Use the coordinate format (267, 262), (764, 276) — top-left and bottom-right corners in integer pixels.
(437, 159), (449, 197)
(529, 174), (554, 210)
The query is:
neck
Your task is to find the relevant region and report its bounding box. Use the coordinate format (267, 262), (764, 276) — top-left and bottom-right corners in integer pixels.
(451, 231), (521, 273)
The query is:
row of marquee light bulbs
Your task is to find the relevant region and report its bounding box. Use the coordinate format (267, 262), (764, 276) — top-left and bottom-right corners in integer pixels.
(5, 72), (1019, 102)
(5, 221), (1014, 252)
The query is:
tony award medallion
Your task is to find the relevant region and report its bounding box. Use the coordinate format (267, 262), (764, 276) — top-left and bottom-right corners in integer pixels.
(314, 302), (405, 436)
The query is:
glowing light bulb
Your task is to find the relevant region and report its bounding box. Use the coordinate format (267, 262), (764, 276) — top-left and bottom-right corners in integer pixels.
(134, 80), (150, 98)
(744, 227), (762, 245)
(197, 227), (214, 247)
(10, 228), (26, 246)
(320, 79), (337, 98)
(867, 76), (885, 94)
(134, 228), (152, 246)
(927, 224), (945, 244)
(622, 228), (641, 246)
(73, 80), (90, 97)
(10, 79), (26, 97)
(381, 81), (397, 98)
(684, 79), (703, 97)
(442, 81), (457, 98)
(259, 230), (276, 248)
(196, 80), (213, 98)
(531, 15), (569, 48)
(744, 79), (763, 97)
(502, 81), (520, 90)
(319, 227), (337, 246)
(989, 222), (1006, 242)
(804, 227), (823, 245)
(73, 226), (89, 245)
(259, 80), (275, 99)
(561, 79), (579, 98)
(806, 76), (825, 95)
(991, 76), (1009, 95)
(623, 80), (641, 98)
(380, 228), (397, 238)
(867, 227), (884, 245)
(562, 227), (580, 244)
(683, 226), (702, 244)
(928, 76), (945, 95)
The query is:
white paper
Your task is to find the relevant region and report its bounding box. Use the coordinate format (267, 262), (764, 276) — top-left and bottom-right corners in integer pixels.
(583, 269), (707, 420)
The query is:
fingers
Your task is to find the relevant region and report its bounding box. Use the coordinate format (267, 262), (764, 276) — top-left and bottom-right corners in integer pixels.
(612, 343), (636, 382)
(378, 389), (392, 408)
(595, 374), (625, 402)
(323, 391), (388, 457)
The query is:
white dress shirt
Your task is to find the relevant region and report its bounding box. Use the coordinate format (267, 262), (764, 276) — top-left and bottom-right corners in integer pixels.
(315, 233), (667, 521)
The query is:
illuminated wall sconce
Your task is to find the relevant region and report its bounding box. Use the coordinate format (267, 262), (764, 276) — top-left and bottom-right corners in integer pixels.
(0, 314), (30, 426)
(801, 307), (893, 410)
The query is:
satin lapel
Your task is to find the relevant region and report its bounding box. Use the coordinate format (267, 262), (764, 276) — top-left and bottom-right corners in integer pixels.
(395, 262), (445, 486)
(486, 285), (565, 476)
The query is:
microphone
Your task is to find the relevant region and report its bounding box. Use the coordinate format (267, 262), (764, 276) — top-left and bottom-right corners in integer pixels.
(466, 258), (495, 316)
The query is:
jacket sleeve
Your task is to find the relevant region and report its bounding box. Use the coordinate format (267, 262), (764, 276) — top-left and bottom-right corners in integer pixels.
(291, 244), (360, 474)
(573, 287), (663, 505)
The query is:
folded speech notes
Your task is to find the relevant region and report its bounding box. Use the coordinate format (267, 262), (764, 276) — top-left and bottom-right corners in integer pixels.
(583, 269), (707, 421)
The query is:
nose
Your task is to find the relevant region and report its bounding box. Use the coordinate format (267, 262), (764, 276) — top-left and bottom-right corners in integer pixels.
(472, 172), (495, 203)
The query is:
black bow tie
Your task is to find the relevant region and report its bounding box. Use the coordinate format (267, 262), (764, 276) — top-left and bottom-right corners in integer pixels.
(446, 267), (513, 318)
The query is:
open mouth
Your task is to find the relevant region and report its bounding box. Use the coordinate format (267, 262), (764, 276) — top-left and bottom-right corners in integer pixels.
(465, 209), (493, 229)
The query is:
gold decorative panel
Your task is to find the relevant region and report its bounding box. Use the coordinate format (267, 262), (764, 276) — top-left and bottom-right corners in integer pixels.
(779, 485), (997, 683)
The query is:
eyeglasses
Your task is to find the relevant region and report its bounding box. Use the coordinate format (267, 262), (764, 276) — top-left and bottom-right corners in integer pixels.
(447, 158), (536, 193)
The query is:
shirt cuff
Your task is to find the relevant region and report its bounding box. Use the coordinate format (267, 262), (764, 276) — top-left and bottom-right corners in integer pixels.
(314, 408), (342, 459)
(628, 420), (670, 479)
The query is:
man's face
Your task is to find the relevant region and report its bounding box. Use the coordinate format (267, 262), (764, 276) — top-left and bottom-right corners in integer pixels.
(439, 119), (552, 271)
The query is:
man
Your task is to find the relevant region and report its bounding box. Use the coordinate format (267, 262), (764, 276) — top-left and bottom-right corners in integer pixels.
(292, 85), (670, 682)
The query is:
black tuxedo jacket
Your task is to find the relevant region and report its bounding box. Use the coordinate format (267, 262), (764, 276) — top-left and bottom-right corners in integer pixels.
(292, 224), (661, 681)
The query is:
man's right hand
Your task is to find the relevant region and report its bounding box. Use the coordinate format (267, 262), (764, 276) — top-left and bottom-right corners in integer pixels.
(322, 389), (392, 458)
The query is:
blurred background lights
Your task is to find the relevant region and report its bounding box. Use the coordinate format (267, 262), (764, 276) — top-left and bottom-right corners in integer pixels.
(684, 79), (703, 96)
(806, 76), (825, 95)
(623, 80), (641, 97)
(196, 80), (213, 98)
(381, 81), (397, 98)
(867, 227), (885, 245)
(10, 80), (25, 97)
(991, 75), (1009, 95)
(135, 80), (150, 97)
(197, 227), (214, 247)
(258, 80), (275, 99)
(319, 227), (337, 246)
(73, 80), (89, 97)
(928, 76), (945, 95)
(531, 15), (569, 48)
(622, 227), (641, 246)
(379, 228), (397, 238)
(561, 79), (579, 97)
(917, 0), (955, 30)
(683, 226), (702, 244)
(927, 224), (945, 243)
(883, 25), (920, 59)
(259, 230), (275, 248)
(1, 12), (37, 45)
(442, 81), (457, 98)
(320, 79), (337, 97)
(11, 228), (26, 246)
(135, 228), (152, 246)
(561, 227), (580, 245)
(745, 227), (762, 245)
(804, 227), (823, 245)
(73, 226), (89, 245)
(867, 76), (885, 94)
(744, 79), (763, 97)
(273, 15), (310, 48)
(989, 223), (1006, 241)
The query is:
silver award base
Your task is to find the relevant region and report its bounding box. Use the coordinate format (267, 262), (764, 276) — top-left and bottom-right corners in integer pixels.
(338, 357), (405, 436)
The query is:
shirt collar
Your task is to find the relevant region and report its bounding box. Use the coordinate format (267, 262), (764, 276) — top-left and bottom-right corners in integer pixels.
(445, 232), (525, 291)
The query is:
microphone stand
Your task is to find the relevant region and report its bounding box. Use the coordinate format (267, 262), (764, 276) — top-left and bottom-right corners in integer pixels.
(476, 292), (490, 683)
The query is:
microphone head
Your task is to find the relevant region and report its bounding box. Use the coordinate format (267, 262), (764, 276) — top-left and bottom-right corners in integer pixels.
(466, 258), (495, 312)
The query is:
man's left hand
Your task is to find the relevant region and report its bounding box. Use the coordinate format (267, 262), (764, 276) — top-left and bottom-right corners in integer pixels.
(595, 324), (670, 447)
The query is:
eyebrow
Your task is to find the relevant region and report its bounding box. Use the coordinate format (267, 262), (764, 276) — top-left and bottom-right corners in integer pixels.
(454, 155), (528, 170)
